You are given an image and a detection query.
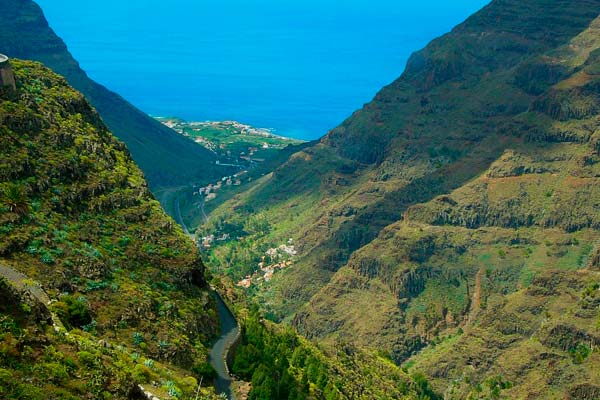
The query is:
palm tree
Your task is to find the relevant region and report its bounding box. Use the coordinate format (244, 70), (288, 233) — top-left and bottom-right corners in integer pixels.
(3, 183), (29, 216)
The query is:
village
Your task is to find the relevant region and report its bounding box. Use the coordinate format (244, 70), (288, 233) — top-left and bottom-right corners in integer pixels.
(237, 241), (298, 289)
(195, 170), (247, 204)
(155, 117), (301, 167)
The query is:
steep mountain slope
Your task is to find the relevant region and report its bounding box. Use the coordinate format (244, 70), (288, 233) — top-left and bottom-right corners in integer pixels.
(0, 0), (223, 190)
(0, 60), (221, 399)
(201, 0), (600, 397)
(0, 59), (437, 400)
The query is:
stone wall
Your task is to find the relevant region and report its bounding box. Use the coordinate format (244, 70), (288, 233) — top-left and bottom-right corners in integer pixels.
(0, 55), (16, 90)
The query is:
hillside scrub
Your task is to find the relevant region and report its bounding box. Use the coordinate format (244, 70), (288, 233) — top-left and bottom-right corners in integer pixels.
(0, 60), (221, 398)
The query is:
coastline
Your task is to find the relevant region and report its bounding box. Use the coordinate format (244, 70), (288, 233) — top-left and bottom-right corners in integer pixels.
(152, 116), (307, 143)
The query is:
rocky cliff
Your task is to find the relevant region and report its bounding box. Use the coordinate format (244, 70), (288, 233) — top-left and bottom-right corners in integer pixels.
(202, 1), (600, 397)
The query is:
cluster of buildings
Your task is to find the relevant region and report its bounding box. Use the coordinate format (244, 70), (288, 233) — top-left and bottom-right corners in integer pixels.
(237, 241), (297, 288)
(200, 233), (230, 249)
(202, 120), (279, 138)
(194, 171), (247, 203)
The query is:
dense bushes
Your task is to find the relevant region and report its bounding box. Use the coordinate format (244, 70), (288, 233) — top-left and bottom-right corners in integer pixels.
(232, 313), (436, 399)
(50, 294), (92, 330)
(233, 315), (306, 399)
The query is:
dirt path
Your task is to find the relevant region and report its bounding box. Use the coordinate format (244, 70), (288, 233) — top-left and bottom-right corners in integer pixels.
(468, 267), (485, 325)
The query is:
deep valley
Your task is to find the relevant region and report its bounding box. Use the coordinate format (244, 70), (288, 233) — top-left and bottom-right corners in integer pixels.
(2, 0), (600, 399)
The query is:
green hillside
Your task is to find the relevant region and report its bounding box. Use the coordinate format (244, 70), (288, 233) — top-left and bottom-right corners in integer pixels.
(0, 60), (222, 399)
(199, 0), (600, 397)
(0, 59), (442, 400)
(155, 118), (303, 164)
(0, 0), (224, 191)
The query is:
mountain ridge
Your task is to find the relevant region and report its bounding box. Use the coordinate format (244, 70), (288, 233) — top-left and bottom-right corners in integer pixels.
(0, 0), (223, 190)
(199, 1), (600, 397)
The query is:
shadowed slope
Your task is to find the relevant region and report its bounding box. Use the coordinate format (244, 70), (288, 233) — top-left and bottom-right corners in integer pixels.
(0, 0), (221, 190)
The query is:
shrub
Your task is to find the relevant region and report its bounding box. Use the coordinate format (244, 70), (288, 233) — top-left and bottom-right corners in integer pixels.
(33, 362), (69, 384)
(192, 361), (217, 380)
(132, 364), (155, 383)
(570, 344), (591, 364)
(178, 376), (198, 394)
(39, 250), (55, 265)
(132, 332), (145, 346)
(0, 368), (13, 383)
(50, 295), (92, 330)
(2, 183), (30, 216)
(77, 351), (97, 368)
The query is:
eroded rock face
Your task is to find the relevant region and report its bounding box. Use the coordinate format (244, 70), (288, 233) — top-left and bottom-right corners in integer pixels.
(570, 384), (600, 400)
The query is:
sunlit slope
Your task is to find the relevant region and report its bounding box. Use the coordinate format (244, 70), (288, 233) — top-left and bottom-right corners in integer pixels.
(203, 1), (600, 397)
(0, 60), (220, 399)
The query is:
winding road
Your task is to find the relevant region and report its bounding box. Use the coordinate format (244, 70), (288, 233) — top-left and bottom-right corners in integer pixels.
(173, 195), (240, 399)
(175, 196), (192, 237)
(174, 190), (207, 240)
(210, 292), (240, 400)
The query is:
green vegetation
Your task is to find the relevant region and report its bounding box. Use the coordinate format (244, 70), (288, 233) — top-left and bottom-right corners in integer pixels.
(0, 60), (222, 398)
(199, 1), (600, 398)
(0, 277), (217, 400)
(231, 312), (435, 399)
(407, 270), (600, 399)
(156, 118), (303, 166)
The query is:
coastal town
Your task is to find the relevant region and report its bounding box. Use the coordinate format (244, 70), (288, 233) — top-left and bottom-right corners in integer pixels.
(155, 117), (303, 170)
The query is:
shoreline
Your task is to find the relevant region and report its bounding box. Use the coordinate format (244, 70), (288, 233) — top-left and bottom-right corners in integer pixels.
(152, 115), (307, 143)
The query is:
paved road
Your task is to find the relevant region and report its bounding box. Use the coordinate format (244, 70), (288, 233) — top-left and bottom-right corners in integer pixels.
(210, 293), (240, 400)
(174, 195), (240, 399)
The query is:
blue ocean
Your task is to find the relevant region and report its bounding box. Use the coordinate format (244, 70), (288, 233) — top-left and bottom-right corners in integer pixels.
(36, 0), (489, 140)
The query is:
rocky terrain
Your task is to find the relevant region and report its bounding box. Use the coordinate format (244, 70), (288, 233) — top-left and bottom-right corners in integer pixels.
(201, 0), (600, 397)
